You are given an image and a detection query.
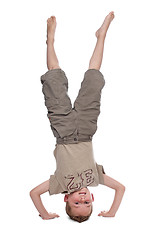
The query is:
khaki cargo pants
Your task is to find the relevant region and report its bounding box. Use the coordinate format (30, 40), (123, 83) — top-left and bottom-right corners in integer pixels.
(40, 69), (105, 144)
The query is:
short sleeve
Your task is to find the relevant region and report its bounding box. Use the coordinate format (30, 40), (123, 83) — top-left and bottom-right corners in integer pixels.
(96, 164), (105, 185)
(49, 175), (63, 195)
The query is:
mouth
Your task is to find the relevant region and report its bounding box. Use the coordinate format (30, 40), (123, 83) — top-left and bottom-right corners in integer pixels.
(78, 187), (88, 195)
(79, 192), (86, 195)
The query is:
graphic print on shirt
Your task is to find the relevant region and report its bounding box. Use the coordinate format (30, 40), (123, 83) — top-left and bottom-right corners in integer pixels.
(65, 169), (94, 192)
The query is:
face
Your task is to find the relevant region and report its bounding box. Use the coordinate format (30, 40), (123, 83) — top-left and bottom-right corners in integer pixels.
(64, 188), (94, 216)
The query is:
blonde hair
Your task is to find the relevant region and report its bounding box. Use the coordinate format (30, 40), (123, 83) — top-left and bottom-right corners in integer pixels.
(65, 202), (93, 223)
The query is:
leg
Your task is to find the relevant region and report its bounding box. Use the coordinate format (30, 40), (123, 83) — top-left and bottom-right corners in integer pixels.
(73, 12), (115, 137)
(40, 16), (76, 139)
(46, 16), (60, 70)
(89, 11), (115, 70)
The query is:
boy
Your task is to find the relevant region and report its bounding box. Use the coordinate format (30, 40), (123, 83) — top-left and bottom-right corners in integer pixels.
(30, 11), (125, 223)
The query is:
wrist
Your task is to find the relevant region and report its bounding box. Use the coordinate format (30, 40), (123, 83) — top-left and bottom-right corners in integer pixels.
(40, 212), (50, 219)
(108, 210), (116, 217)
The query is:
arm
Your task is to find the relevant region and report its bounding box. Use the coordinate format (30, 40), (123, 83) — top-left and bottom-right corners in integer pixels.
(30, 180), (59, 220)
(98, 174), (125, 217)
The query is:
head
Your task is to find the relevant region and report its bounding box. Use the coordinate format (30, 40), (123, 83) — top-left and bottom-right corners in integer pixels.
(64, 188), (94, 223)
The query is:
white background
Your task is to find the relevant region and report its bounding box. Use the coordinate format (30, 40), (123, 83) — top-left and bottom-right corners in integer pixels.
(0, 0), (160, 239)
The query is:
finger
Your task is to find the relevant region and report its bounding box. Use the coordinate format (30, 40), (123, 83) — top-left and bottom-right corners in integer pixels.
(54, 215), (60, 218)
(50, 215), (60, 219)
(53, 213), (59, 217)
(98, 213), (102, 216)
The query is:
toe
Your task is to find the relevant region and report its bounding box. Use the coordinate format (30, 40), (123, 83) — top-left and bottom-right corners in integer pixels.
(47, 17), (51, 23)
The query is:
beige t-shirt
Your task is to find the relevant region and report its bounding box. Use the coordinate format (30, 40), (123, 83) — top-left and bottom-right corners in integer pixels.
(49, 141), (105, 195)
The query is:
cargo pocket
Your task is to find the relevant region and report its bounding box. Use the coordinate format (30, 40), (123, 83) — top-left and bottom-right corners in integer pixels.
(46, 98), (77, 138)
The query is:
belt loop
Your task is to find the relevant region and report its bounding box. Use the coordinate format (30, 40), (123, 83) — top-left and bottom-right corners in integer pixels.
(63, 136), (67, 144)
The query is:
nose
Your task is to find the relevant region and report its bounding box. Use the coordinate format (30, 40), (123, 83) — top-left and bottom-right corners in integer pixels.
(79, 196), (86, 203)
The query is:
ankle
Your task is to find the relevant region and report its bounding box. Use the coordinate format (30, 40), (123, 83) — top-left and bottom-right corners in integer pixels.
(46, 38), (55, 45)
(96, 32), (106, 40)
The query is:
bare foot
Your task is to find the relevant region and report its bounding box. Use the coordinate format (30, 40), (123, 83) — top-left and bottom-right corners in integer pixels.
(96, 11), (115, 38)
(46, 16), (57, 44)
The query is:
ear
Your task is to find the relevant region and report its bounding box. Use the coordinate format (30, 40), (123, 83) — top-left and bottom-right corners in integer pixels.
(91, 193), (94, 202)
(64, 194), (69, 202)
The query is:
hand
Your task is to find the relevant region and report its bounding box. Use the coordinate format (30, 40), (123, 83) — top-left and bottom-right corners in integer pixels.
(39, 212), (60, 220)
(98, 211), (115, 217)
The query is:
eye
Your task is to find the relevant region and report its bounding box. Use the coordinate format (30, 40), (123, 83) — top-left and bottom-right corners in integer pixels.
(75, 202), (79, 205)
(85, 201), (90, 204)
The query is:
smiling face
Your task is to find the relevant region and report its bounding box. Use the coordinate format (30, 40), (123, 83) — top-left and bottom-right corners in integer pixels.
(64, 188), (94, 217)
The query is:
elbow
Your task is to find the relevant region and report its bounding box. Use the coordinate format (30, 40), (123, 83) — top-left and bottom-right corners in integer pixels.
(116, 184), (126, 193)
(121, 185), (126, 192)
(120, 184), (125, 193)
(30, 188), (37, 199)
(29, 189), (34, 199)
